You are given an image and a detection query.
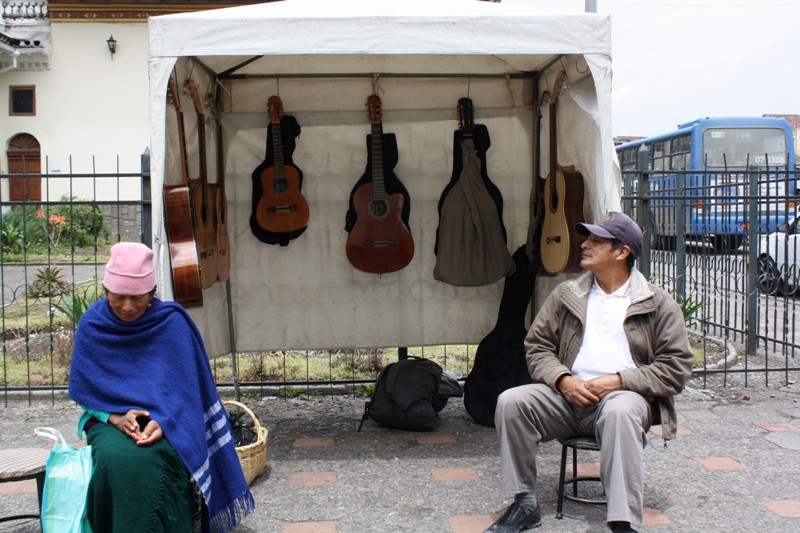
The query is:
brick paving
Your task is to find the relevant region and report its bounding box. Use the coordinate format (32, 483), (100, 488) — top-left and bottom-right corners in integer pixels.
(2, 381), (800, 532)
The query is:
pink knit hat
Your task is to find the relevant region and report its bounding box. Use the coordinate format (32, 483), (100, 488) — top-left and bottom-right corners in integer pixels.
(103, 242), (156, 295)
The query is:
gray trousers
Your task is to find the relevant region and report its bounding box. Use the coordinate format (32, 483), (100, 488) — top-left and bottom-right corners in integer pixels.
(494, 383), (653, 529)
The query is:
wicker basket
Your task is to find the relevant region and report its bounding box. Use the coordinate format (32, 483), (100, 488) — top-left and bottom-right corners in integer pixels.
(224, 400), (268, 484)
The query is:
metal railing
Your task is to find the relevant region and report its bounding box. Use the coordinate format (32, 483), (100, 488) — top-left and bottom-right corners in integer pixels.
(622, 163), (800, 388)
(3, 155), (800, 406)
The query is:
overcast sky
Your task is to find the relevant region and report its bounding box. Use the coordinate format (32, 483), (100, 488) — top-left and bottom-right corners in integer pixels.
(528, 0), (800, 138)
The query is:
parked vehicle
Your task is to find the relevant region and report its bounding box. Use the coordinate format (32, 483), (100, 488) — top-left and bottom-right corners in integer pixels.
(618, 116), (796, 253)
(757, 215), (799, 295)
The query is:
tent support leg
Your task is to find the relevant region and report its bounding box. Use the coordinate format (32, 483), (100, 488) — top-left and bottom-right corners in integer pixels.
(224, 278), (240, 401)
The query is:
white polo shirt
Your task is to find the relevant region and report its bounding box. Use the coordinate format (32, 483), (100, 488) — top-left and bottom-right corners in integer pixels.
(571, 277), (636, 380)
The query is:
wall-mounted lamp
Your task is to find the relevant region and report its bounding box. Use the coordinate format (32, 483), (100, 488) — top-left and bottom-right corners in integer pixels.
(106, 35), (117, 60)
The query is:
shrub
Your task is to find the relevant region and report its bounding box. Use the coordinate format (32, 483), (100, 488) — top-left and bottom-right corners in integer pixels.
(0, 198), (106, 254)
(27, 266), (71, 298)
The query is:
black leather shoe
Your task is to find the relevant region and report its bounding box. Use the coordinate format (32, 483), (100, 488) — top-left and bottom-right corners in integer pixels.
(484, 499), (542, 532)
(609, 521), (638, 533)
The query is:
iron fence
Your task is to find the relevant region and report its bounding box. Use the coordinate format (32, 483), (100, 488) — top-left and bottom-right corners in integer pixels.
(622, 164), (800, 388)
(3, 157), (800, 406)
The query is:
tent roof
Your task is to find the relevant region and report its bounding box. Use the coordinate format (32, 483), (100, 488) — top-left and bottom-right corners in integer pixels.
(148, 0), (611, 76)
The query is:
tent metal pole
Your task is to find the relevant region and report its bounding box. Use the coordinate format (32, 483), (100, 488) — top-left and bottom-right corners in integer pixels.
(220, 71), (536, 81)
(224, 278), (240, 401)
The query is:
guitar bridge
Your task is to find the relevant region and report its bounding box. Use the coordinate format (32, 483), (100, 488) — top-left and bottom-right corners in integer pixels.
(266, 205), (300, 213)
(545, 236), (562, 244)
(363, 240), (399, 248)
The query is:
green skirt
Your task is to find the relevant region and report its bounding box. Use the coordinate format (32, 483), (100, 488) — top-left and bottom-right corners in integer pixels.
(86, 423), (195, 533)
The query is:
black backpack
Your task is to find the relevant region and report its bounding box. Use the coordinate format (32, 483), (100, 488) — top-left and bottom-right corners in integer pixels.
(358, 357), (461, 432)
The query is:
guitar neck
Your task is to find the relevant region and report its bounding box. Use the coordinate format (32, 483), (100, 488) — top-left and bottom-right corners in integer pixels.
(549, 101), (557, 176)
(272, 119), (285, 177)
(215, 117), (224, 189)
(370, 122), (385, 200)
(197, 116), (209, 209)
(176, 111), (190, 186)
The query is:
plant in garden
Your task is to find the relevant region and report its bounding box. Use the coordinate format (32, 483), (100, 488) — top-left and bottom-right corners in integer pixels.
(37, 210), (67, 252)
(677, 294), (703, 329)
(0, 220), (24, 254)
(278, 385), (304, 398)
(53, 283), (102, 326)
(356, 383), (375, 398)
(27, 266), (71, 298)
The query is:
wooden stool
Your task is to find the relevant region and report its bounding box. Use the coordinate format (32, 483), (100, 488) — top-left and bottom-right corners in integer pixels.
(0, 448), (50, 524)
(555, 436), (606, 519)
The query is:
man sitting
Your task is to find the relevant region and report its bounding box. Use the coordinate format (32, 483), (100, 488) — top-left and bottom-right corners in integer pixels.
(485, 212), (693, 533)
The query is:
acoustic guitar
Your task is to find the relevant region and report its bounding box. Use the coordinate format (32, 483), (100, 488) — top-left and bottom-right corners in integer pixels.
(209, 89), (231, 283)
(255, 95), (310, 234)
(163, 77), (203, 307)
(345, 95), (415, 274)
(540, 71), (585, 274)
(185, 79), (219, 289)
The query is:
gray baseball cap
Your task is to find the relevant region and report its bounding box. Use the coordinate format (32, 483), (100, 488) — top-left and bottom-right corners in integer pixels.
(576, 211), (643, 259)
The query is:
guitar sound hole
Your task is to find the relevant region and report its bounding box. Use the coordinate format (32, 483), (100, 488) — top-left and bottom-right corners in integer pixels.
(272, 178), (289, 194)
(369, 200), (388, 218)
(550, 191), (559, 211)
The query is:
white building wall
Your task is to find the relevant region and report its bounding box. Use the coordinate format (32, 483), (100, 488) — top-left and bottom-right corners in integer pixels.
(1, 21), (149, 201)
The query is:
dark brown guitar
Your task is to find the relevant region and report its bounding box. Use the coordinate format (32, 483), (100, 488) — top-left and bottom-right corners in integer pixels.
(346, 95), (415, 274)
(540, 71), (585, 274)
(255, 95), (310, 233)
(186, 79), (219, 288)
(163, 77), (202, 307)
(209, 89), (231, 283)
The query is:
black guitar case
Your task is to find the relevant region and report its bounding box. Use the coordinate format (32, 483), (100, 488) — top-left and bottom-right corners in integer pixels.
(434, 124), (507, 255)
(344, 132), (411, 233)
(463, 245), (534, 427)
(250, 114), (306, 246)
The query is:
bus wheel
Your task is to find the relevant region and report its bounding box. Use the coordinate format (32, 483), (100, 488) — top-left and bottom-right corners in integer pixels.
(756, 255), (781, 295)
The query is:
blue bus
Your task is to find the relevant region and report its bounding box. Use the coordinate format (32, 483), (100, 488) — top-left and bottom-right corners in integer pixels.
(616, 116), (796, 252)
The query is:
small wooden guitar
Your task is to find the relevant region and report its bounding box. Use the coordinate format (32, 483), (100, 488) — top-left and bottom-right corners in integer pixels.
(255, 95), (310, 234)
(540, 71), (585, 274)
(163, 77), (203, 307)
(346, 95), (415, 274)
(186, 78), (219, 288)
(209, 89), (231, 283)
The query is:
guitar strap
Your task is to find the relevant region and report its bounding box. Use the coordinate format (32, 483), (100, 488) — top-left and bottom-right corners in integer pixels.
(250, 114), (306, 246)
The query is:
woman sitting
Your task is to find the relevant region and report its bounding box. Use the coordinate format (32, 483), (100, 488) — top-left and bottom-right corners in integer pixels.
(69, 242), (254, 532)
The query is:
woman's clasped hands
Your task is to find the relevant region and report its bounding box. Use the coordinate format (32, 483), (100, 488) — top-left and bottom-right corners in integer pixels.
(109, 409), (163, 445)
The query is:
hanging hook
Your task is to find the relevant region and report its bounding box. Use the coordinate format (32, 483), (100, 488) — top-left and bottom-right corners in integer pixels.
(371, 73), (383, 96)
(505, 74), (515, 107)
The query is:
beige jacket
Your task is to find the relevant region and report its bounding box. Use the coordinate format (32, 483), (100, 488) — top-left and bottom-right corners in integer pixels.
(525, 269), (694, 440)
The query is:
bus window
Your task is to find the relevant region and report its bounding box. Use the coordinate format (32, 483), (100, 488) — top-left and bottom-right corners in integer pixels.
(653, 140), (670, 171)
(703, 127), (787, 167)
(670, 134), (690, 170)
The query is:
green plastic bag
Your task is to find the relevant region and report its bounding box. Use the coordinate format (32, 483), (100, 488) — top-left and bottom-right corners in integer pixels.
(35, 427), (93, 533)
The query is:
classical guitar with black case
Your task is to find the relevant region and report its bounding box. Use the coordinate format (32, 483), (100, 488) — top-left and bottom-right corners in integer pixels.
(255, 95), (310, 234)
(345, 94), (414, 274)
(250, 99), (306, 246)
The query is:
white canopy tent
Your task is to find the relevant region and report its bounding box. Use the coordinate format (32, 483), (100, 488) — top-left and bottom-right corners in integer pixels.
(147, 0), (620, 356)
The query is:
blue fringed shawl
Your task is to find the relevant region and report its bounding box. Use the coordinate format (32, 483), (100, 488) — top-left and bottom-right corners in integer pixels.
(68, 298), (254, 533)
